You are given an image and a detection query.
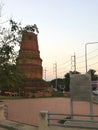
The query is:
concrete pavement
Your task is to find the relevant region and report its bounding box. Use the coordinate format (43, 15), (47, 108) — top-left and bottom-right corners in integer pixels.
(0, 120), (38, 130)
(1, 98), (98, 130)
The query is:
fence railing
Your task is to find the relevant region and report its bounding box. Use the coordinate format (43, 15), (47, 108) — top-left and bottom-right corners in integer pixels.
(48, 112), (98, 129)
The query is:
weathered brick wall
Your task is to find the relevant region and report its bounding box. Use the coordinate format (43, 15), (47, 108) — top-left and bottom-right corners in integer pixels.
(18, 32), (42, 79)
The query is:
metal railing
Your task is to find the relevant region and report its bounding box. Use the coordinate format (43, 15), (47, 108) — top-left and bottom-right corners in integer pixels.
(48, 112), (98, 129)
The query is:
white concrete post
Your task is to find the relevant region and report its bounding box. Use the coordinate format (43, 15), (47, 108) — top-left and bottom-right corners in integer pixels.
(0, 104), (6, 122)
(38, 111), (49, 130)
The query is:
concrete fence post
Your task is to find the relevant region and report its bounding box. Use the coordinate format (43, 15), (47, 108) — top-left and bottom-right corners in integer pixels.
(38, 111), (49, 130)
(4, 104), (8, 119)
(0, 104), (6, 122)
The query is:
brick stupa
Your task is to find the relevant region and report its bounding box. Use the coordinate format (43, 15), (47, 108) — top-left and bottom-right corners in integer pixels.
(17, 32), (47, 97)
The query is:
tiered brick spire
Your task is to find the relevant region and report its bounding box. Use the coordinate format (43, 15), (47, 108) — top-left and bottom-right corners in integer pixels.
(18, 32), (42, 79)
(17, 32), (47, 97)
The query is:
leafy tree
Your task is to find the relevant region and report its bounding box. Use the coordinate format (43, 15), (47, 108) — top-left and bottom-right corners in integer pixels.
(64, 71), (80, 91)
(23, 24), (39, 33)
(0, 20), (24, 90)
(0, 20), (39, 91)
(50, 78), (65, 91)
(87, 69), (98, 81)
(64, 73), (70, 91)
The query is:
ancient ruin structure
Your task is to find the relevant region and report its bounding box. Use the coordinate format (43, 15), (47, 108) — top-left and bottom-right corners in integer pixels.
(18, 32), (42, 79)
(17, 31), (47, 97)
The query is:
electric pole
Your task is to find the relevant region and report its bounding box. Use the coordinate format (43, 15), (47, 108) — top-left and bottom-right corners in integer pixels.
(44, 68), (47, 81)
(54, 62), (57, 90)
(71, 52), (76, 72)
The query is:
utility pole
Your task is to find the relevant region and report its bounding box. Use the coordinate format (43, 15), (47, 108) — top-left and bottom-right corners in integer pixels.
(85, 42), (98, 73)
(44, 68), (47, 81)
(54, 62), (58, 90)
(71, 52), (76, 72)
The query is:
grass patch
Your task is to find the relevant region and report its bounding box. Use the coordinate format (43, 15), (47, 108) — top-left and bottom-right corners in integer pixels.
(0, 96), (24, 100)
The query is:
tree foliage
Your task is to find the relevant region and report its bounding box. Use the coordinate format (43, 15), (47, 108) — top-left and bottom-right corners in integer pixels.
(64, 71), (81, 91)
(87, 69), (98, 81)
(0, 20), (39, 90)
(23, 24), (39, 33)
(0, 20), (24, 89)
(50, 71), (81, 92)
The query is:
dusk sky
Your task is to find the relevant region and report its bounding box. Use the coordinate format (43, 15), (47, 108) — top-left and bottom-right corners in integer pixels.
(1, 0), (98, 80)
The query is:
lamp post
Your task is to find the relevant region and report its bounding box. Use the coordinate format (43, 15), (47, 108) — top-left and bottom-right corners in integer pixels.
(85, 42), (98, 73)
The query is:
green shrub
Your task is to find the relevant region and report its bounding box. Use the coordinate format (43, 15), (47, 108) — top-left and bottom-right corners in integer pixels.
(52, 91), (63, 97)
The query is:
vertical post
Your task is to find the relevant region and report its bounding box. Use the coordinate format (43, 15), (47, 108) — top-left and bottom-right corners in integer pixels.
(85, 43), (87, 73)
(39, 111), (49, 130)
(44, 68), (47, 81)
(70, 99), (74, 119)
(89, 73), (93, 120)
(85, 42), (98, 73)
(90, 100), (93, 120)
(54, 62), (57, 90)
(74, 52), (76, 72)
(0, 105), (6, 121)
(71, 56), (73, 70)
(71, 53), (76, 72)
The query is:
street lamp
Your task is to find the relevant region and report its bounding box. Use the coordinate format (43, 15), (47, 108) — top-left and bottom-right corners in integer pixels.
(85, 42), (98, 73)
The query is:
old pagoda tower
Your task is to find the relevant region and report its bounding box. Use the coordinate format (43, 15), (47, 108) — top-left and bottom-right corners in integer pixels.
(18, 32), (42, 79)
(17, 27), (47, 97)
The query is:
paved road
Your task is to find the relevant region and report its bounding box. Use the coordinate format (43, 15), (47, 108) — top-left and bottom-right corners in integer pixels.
(2, 98), (98, 126)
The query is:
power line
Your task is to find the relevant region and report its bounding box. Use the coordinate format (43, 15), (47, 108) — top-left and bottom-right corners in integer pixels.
(88, 61), (98, 67)
(43, 46), (98, 80)
(87, 48), (98, 55)
(87, 54), (98, 61)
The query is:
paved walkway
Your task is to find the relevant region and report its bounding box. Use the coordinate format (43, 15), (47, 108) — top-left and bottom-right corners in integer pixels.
(2, 98), (98, 126)
(0, 120), (37, 130)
